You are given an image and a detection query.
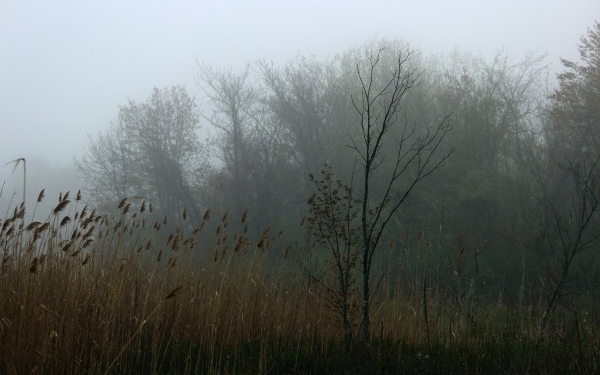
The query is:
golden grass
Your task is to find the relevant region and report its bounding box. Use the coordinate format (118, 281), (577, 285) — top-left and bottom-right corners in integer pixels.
(0, 193), (332, 374)
(0, 191), (598, 374)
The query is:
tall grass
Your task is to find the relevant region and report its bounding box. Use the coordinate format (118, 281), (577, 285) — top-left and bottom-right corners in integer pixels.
(0, 191), (599, 374)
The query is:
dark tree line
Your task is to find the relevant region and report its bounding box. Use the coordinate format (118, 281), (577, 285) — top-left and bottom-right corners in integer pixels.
(79, 22), (600, 339)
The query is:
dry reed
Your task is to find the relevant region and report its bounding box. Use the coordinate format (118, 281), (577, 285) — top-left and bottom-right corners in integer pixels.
(0, 190), (598, 374)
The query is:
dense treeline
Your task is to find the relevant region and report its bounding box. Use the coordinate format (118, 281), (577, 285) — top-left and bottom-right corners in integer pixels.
(80, 25), (600, 308)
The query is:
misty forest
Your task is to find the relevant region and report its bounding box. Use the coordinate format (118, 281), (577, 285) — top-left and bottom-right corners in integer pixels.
(1, 21), (600, 374)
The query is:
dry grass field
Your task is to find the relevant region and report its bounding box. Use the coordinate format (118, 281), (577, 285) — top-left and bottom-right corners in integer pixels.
(1, 191), (598, 374)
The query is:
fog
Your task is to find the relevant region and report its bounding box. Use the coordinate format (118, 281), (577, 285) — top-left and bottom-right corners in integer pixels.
(0, 0), (598, 206)
(2, 3), (600, 370)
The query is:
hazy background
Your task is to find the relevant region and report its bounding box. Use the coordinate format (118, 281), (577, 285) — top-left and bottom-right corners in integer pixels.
(1, 0), (598, 203)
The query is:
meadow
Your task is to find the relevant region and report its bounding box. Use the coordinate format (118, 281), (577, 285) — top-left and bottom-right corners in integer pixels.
(0, 191), (598, 374)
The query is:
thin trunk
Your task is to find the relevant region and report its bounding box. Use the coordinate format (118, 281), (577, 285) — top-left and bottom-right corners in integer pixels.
(360, 153), (371, 359)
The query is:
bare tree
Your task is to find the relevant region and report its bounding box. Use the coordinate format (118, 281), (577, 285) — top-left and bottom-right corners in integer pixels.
(78, 86), (207, 221)
(304, 49), (454, 362)
(348, 49), (454, 356)
(77, 122), (143, 210)
(196, 64), (256, 215)
(197, 63), (300, 232)
(260, 58), (341, 180)
(541, 156), (600, 326)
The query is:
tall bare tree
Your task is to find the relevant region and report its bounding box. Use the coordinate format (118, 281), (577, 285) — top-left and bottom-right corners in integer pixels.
(350, 49), (454, 354)
(197, 64), (257, 215)
(303, 48), (454, 362)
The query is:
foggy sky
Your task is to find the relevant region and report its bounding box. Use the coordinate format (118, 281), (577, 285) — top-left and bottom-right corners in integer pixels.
(1, 0), (598, 170)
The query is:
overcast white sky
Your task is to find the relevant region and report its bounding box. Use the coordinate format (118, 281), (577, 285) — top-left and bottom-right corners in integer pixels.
(0, 0), (598, 170)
